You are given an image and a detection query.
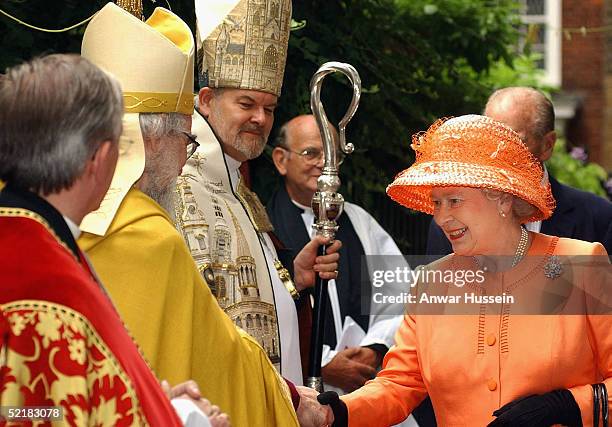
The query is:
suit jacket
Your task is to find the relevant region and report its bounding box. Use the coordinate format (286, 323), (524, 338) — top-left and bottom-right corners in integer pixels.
(427, 175), (612, 255)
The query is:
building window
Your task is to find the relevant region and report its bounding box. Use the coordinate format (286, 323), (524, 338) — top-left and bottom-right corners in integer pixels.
(196, 234), (207, 251)
(518, 0), (561, 86)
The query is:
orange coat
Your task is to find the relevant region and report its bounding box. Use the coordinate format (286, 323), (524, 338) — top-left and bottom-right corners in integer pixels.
(342, 233), (611, 426)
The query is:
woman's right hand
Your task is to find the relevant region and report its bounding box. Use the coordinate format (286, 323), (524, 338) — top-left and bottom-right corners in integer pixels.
(317, 391), (347, 427)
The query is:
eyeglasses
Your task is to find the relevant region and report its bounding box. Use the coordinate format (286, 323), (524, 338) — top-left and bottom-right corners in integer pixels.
(181, 131), (200, 159)
(279, 146), (345, 165)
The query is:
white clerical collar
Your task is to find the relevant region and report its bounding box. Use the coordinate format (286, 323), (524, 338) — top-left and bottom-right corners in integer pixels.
(291, 198), (312, 213)
(225, 154), (242, 191)
(63, 216), (82, 240)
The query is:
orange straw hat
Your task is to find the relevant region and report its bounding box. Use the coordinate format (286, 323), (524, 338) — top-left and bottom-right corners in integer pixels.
(387, 114), (556, 223)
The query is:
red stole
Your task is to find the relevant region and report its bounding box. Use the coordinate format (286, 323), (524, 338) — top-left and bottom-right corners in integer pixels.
(0, 213), (181, 426)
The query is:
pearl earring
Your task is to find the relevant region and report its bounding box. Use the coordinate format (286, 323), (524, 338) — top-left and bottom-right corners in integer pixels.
(499, 211), (506, 218)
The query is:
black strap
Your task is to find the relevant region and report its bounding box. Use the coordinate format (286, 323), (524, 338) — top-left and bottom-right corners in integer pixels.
(594, 384), (601, 427)
(600, 383), (609, 427)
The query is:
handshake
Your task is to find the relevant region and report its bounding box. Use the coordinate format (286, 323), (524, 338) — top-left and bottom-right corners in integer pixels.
(296, 387), (347, 427)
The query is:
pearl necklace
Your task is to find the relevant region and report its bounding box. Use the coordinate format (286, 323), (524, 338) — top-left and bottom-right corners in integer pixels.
(511, 226), (529, 267)
(475, 226), (529, 271)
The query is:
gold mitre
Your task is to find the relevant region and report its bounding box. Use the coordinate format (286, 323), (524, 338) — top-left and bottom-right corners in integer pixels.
(196, 0), (292, 96)
(80, 2), (195, 236)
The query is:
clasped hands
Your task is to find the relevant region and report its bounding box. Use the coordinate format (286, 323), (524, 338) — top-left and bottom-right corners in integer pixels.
(322, 347), (380, 393)
(296, 346), (381, 427)
(162, 380), (231, 427)
(296, 386), (335, 427)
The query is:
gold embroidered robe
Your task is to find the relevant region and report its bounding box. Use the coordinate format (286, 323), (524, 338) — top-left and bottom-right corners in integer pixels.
(79, 187), (298, 427)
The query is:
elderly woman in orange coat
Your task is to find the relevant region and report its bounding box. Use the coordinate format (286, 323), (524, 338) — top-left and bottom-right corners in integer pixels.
(317, 115), (611, 426)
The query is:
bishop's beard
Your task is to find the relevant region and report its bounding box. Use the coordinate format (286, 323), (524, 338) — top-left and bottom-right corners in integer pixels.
(142, 176), (177, 222)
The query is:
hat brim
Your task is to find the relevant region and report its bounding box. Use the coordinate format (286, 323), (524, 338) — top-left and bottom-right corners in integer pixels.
(386, 161), (554, 223)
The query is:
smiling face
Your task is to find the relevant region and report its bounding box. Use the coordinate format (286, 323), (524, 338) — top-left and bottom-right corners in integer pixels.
(277, 116), (324, 202)
(199, 87), (277, 162)
(431, 186), (506, 256)
(271, 115), (341, 206)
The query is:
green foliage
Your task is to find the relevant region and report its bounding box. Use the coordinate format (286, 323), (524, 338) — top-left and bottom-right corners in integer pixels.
(1, 0), (523, 205)
(546, 138), (608, 198)
(252, 0), (522, 206)
(1, 0), (549, 251)
(484, 53), (549, 90)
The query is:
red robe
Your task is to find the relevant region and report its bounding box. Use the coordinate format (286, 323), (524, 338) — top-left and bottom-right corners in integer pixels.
(0, 185), (181, 426)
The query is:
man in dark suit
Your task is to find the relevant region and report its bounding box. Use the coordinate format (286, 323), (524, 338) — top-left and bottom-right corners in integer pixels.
(417, 87), (612, 427)
(427, 86), (612, 256)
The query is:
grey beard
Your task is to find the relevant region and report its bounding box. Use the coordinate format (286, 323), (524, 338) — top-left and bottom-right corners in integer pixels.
(144, 178), (177, 222)
(235, 134), (266, 160)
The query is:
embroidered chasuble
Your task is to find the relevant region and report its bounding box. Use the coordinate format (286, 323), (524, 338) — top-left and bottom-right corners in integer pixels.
(0, 184), (182, 426)
(79, 187), (298, 427)
(175, 111), (302, 383)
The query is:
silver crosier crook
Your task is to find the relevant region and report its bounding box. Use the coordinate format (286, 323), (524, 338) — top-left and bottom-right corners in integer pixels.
(310, 62), (361, 240)
(306, 62), (361, 392)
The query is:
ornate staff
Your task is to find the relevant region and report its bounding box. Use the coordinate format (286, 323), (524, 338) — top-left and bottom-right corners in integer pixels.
(306, 62), (361, 392)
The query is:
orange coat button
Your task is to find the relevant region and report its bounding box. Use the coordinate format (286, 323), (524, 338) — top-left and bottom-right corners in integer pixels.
(487, 379), (497, 391)
(487, 334), (496, 346)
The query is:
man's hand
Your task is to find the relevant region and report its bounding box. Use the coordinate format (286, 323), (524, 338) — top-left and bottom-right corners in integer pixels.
(162, 379), (202, 400)
(296, 386), (334, 427)
(345, 346), (383, 369)
(207, 410), (231, 427)
(322, 347), (377, 393)
(294, 236), (342, 291)
(162, 380), (231, 427)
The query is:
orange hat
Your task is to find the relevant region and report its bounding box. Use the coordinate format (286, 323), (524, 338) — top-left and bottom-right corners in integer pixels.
(387, 115), (556, 223)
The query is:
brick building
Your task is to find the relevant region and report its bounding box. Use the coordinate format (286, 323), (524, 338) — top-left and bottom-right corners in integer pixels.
(521, 0), (611, 170)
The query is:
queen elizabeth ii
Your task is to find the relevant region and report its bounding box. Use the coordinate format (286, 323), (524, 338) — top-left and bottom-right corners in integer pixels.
(317, 115), (610, 426)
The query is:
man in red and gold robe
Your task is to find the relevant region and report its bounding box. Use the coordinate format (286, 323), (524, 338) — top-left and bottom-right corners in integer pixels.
(0, 54), (183, 426)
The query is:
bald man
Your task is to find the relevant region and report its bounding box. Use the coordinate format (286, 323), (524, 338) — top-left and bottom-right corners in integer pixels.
(267, 115), (410, 402)
(427, 86), (612, 255)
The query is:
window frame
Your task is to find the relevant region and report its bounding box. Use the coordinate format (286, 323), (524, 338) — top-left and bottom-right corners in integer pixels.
(519, 0), (562, 87)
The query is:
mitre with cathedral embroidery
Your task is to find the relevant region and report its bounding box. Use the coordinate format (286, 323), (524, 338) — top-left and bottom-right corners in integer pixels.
(195, 0), (292, 96)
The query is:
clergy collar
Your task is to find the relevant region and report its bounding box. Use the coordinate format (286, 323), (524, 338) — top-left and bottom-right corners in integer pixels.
(224, 153), (242, 191)
(0, 183), (81, 259)
(63, 215), (82, 240)
(290, 198), (311, 213)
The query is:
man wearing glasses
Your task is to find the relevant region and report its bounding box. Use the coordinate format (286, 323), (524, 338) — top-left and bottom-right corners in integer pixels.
(267, 115), (411, 412)
(77, 3), (307, 426)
